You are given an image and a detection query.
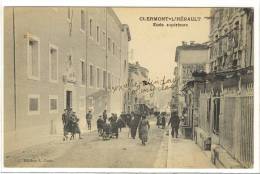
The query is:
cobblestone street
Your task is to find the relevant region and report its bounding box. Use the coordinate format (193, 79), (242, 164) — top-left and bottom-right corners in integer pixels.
(5, 119), (215, 168)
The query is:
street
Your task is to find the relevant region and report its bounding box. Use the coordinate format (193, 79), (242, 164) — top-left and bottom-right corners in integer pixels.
(4, 119), (215, 168)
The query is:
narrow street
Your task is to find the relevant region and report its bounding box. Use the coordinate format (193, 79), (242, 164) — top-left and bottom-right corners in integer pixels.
(5, 119), (215, 168)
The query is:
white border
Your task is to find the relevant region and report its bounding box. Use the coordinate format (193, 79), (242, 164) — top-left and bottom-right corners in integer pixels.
(1, 0), (260, 173)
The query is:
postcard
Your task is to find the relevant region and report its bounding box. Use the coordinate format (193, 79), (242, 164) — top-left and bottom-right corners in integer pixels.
(1, 3), (259, 173)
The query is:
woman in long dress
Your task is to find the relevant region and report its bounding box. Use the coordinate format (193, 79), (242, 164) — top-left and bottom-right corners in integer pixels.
(138, 115), (150, 145)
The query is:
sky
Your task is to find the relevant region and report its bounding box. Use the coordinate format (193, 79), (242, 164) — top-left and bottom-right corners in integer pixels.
(114, 8), (211, 80)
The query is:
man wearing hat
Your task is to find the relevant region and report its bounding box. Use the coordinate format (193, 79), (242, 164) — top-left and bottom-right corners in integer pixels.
(86, 110), (93, 130)
(97, 116), (104, 136)
(168, 111), (180, 138)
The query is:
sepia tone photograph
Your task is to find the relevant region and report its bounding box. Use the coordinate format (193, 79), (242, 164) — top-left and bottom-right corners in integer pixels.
(3, 7), (254, 169)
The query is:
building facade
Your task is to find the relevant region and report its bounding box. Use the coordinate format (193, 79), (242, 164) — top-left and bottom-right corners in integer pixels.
(191, 8), (253, 168)
(128, 61), (152, 113)
(4, 7), (130, 152)
(174, 41), (209, 138)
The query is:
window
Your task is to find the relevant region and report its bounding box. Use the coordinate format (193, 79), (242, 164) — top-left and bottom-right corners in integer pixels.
(80, 60), (86, 85)
(89, 18), (93, 38)
(103, 70), (107, 88)
(27, 36), (40, 80)
(112, 42), (115, 55)
(80, 10), (85, 31)
(108, 72), (111, 89)
(49, 95), (58, 113)
(28, 95), (40, 115)
(49, 44), (58, 82)
(108, 37), (111, 51)
(89, 64), (94, 87)
(67, 8), (71, 21)
(96, 26), (100, 43)
(124, 60), (127, 72)
(96, 68), (100, 88)
(102, 31), (106, 48)
(213, 98), (220, 134)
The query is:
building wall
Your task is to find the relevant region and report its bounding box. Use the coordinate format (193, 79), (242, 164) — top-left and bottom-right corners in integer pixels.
(175, 45), (209, 121)
(4, 8), (15, 132)
(4, 7), (130, 151)
(209, 8), (253, 71)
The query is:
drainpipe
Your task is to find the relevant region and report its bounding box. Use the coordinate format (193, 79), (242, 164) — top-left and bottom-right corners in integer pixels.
(12, 8), (17, 131)
(85, 8), (88, 114)
(105, 8), (108, 110)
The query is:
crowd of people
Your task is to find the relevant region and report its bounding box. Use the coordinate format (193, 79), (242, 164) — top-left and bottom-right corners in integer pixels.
(62, 108), (83, 141)
(62, 108), (182, 145)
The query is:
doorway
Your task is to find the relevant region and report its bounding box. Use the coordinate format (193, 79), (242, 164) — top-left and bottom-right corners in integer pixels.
(66, 91), (72, 109)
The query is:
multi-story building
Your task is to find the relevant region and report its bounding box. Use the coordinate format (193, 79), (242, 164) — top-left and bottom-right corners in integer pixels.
(174, 41), (209, 138)
(194, 8), (254, 168)
(4, 7), (131, 152)
(128, 61), (151, 113)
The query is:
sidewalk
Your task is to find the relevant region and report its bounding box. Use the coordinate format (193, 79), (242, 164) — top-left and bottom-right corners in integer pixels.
(4, 122), (97, 154)
(166, 133), (216, 168)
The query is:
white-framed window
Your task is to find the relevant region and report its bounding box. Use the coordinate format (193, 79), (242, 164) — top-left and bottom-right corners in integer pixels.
(49, 44), (58, 83)
(49, 95), (58, 113)
(108, 37), (111, 51)
(80, 9), (86, 31)
(102, 31), (106, 49)
(96, 67), (100, 88)
(124, 59), (127, 72)
(112, 42), (115, 55)
(108, 72), (111, 89)
(80, 60), (86, 85)
(89, 18), (93, 39)
(28, 94), (40, 115)
(103, 70), (107, 89)
(89, 64), (94, 87)
(67, 8), (72, 21)
(27, 35), (40, 80)
(96, 25), (100, 44)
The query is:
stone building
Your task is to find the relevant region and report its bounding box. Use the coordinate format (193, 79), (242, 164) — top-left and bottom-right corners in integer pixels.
(4, 7), (130, 152)
(174, 41), (209, 138)
(127, 61), (152, 114)
(193, 8), (254, 168)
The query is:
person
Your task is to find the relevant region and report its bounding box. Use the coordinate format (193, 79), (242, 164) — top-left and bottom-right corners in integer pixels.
(117, 114), (125, 132)
(62, 109), (69, 141)
(110, 113), (119, 138)
(168, 111), (180, 138)
(161, 114), (166, 129)
(97, 116), (104, 136)
(70, 111), (83, 139)
(130, 114), (140, 139)
(156, 113), (162, 128)
(138, 115), (150, 145)
(103, 110), (107, 122)
(86, 110), (93, 130)
(102, 119), (111, 140)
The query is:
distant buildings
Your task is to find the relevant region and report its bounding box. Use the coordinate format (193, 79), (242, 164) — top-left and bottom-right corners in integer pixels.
(127, 61), (151, 113)
(4, 7), (131, 151)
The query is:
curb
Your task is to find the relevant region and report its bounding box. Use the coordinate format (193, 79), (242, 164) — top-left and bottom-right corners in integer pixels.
(166, 128), (171, 168)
